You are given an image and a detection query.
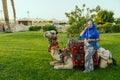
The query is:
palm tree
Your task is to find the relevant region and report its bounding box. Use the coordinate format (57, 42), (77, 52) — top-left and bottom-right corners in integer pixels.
(2, 0), (11, 32)
(10, 0), (17, 25)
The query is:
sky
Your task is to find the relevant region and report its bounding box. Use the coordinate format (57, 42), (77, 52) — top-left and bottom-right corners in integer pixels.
(0, 0), (120, 20)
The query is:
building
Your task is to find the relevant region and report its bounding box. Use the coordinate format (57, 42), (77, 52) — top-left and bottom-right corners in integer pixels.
(18, 18), (32, 26)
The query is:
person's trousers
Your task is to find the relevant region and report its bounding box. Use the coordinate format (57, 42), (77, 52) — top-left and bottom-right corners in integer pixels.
(84, 46), (95, 72)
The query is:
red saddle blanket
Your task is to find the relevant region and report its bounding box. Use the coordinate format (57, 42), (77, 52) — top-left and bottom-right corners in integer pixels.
(70, 41), (98, 66)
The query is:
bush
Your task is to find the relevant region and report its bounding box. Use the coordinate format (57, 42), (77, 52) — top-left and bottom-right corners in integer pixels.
(43, 25), (57, 31)
(29, 26), (41, 31)
(97, 23), (120, 33)
(97, 25), (106, 33)
(66, 25), (82, 38)
(112, 24), (120, 33)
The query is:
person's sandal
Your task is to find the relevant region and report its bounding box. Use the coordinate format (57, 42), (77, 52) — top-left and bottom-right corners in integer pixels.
(83, 70), (89, 73)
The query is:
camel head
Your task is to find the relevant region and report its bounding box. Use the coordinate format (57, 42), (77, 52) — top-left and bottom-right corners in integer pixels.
(44, 30), (59, 52)
(44, 30), (58, 39)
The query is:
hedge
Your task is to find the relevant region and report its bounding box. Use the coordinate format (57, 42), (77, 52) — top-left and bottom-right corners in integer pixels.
(97, 24), (120, 33)
(42, 25), (57, 31)
(29, 26), (41, 31)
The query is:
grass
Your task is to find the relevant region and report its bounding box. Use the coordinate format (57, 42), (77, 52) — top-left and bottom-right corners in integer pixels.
(0, 31), (120, 80)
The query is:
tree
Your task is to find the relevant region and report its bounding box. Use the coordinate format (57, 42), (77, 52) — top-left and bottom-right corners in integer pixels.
(95, 5), (101, 12)
(65, 4), (100, 37)
(114, 18), (120, 24)
(2, 0), (11, 32)
(95, 10), (114, 24)
(11, 0), (17, 25)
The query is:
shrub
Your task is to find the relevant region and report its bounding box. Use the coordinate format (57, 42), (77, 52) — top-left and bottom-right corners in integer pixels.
(42, 25), (57, 31)
(29, 26), (41, 31)
(97, 25), (105, 33)
(97, 23), (120, 33)
(112, 24), (120, 33)
(104, 23), (113, 33)
(66, 25), (82, 38)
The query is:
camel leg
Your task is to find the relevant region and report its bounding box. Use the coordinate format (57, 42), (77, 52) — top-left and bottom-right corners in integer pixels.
(54, 58), (73, 69)
(50, 60), (61, 66)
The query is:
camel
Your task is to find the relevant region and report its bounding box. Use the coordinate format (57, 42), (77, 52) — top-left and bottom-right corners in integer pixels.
(44, 30), (116, 69)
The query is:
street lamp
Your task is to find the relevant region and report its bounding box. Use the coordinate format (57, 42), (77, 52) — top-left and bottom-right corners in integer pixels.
(27, 11), (30, 19)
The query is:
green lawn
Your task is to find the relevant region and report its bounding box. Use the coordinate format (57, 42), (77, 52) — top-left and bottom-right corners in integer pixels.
(0, 31), (120, 80)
